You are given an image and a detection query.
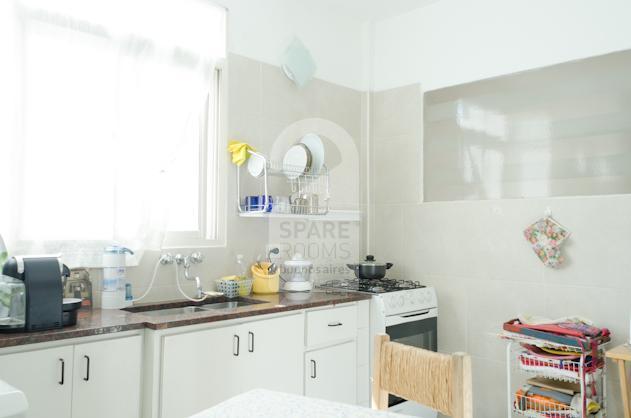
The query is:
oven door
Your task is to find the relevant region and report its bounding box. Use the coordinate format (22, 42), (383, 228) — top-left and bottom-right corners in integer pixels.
(385, 308), (438, 410)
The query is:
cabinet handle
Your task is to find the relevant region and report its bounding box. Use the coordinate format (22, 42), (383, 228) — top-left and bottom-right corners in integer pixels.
(83, 355), (90, 381)
(233, 335), (240, 356)
(328, 322), (343, 327)
(58, 359), (65, 385)
(248, 331), (254, 353)
(310, 359), (317, 379)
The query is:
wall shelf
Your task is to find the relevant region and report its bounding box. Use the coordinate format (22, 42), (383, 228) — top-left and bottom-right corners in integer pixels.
(238, 210), (361, 222)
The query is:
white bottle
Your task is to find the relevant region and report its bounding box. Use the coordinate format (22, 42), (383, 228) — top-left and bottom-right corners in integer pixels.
(236, 254), (248, 280)
(101, 246), (133, 309)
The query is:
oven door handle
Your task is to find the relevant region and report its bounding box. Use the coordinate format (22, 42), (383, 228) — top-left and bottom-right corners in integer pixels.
(385, 308), (438, 327)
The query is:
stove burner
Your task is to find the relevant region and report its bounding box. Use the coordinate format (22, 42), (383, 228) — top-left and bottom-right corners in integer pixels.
(319, 278), (425, 294)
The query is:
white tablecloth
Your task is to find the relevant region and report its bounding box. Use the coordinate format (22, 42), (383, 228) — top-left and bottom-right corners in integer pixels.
(190, 389), (405, 418)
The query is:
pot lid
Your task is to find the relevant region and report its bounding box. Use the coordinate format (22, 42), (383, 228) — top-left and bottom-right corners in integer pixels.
(284, 253), (312, 267)
(358, 255), (387, 267)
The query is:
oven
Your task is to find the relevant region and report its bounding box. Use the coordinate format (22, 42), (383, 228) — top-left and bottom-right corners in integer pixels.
(383, 307), (439, 417)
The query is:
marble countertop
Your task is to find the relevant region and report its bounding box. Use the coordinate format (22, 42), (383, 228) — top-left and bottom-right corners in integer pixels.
(190, 389), (402, 418)
(0, 290), (371, 349)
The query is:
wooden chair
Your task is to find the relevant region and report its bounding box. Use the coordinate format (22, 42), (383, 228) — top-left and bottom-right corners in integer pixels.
(372, 334), (472, 418)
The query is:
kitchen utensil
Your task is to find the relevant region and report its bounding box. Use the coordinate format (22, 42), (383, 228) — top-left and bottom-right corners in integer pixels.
(256, 255), (263, 270)
(251, 262), (280, 294)
(346, 255), (393, 280)
(304, 193), (319, 215)
(267, 247), (279, 274)
(282, 143), (312, 180)
(282, 253), (313, 292)
(300, 133), (325, 175)
(246, 153), (266, 177)
(267, 247), (279, 262)
(290, 193), (307, 214)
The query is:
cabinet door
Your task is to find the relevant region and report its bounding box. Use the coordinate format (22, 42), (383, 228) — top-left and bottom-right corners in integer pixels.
(305, 342), (356, 405)
(71, 336), (142, 418)
(0, 345), (73, 418)
(161, 325), (240, 418)
(240, 314), (304, 395)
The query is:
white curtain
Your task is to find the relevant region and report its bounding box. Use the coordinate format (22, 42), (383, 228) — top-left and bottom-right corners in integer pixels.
(0, 0), (226, 267)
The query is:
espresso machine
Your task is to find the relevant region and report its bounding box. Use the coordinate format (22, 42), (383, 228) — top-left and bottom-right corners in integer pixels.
(0, 256), (72, 332)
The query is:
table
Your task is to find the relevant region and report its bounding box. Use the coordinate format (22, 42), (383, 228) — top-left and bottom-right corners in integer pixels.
(606, 344), (631, 418)
(190, 389), (404, 418)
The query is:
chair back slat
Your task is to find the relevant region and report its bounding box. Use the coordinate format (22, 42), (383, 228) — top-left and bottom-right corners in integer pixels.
(372, 334), (472, 418)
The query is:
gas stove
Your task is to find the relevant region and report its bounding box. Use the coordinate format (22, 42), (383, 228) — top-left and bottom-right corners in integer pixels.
(318, 278), (425, 294)
(320, 277), (438, 417)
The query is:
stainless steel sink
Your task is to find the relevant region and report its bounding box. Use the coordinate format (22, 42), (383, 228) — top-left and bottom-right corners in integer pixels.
(123, 297), (268, 316)
(138, 306), (209, 317)
(202, 300), (261, 310)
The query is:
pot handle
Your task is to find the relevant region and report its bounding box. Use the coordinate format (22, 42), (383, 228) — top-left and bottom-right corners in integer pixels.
(346, 264), (358, 271)
(386, 263), (394, 269)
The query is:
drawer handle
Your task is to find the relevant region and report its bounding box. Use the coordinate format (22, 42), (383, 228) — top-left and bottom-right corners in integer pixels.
(310, 359), (317, 379)
(83, 355), (90, 381)
(248, 331), (254, 353)
(328, 322), (343, 327)
(58, 358), (65, 385)
(233, 334), (240, 356)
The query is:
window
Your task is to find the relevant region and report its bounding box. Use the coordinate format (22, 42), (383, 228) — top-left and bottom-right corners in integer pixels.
(0, 0), (226, 265)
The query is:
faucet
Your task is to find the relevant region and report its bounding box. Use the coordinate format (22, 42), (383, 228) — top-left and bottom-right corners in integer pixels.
(171, 252), (205, 298)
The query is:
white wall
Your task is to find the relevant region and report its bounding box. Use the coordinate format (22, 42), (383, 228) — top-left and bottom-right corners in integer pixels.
(216, 0), (368, 90)
(368, 2), (631, 416)
(373, 0), (631, 91)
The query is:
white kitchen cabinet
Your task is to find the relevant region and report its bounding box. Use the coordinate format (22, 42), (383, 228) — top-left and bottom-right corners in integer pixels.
(0, 334), (142, 418)
(161, 324), (241, 418)
(239, 314), (303, 395)
(305, 341), (357, 405)
(160, 314), (303, 418)
(0, 345), (73, 418)
(71, 335), (142, 418)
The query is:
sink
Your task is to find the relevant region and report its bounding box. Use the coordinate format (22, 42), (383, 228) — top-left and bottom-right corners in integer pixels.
(122, 297), (268, 316)
(136, 306), (209, 317)
(203, 300), (262, 310)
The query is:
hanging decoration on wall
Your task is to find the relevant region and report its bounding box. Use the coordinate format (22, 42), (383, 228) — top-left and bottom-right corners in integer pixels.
(281, 37), (317, 88)
(523, 210), (570, 268)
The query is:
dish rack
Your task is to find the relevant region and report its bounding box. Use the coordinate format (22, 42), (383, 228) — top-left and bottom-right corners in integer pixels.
(236, 150), (330, 215)
(501, 331), (607, 418)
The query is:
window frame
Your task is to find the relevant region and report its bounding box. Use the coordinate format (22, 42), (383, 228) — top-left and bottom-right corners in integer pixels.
(163, 62), (228, 249)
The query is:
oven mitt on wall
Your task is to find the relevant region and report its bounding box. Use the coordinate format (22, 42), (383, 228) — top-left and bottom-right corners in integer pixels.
(523, 217), (570, 268)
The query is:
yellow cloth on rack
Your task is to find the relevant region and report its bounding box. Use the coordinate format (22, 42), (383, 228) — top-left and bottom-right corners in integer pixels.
(227, 140), (256, 166)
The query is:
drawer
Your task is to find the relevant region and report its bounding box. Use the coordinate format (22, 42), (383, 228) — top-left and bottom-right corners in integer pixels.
(307, 305), (357, 347)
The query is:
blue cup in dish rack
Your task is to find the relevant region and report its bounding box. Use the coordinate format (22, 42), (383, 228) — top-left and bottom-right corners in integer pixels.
(244, 195), (273, 212)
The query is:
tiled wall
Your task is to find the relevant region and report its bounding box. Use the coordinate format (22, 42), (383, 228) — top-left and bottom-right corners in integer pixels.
(93, 53), (364, 305)
(368, 84), (630, 417)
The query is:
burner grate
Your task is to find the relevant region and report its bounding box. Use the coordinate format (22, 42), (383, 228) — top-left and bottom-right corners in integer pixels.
(319, 278), (425, 293)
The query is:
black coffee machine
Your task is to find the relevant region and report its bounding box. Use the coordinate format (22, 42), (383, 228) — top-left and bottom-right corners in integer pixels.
(1, 256), (70, 332)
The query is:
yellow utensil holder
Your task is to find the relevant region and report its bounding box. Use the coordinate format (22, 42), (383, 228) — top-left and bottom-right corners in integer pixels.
(251, 262), (280, 294)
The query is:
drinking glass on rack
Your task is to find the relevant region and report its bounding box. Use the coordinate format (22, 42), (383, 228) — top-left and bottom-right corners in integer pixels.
(272, 196), (290, 214)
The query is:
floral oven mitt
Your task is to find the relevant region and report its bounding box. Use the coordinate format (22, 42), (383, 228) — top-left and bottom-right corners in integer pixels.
(523, 217), (570, 268)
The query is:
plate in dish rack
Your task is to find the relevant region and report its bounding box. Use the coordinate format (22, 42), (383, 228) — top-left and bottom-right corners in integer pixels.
(282, 143), (311, 180)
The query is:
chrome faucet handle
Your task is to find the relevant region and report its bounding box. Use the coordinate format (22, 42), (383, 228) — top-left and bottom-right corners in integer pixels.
(189, 252), (204, 264)
(159, 253), (175, 265)
(174, 254), (186, 265)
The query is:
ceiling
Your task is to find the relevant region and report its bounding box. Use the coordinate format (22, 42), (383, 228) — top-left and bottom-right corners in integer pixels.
(310, 0), (439, 22)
